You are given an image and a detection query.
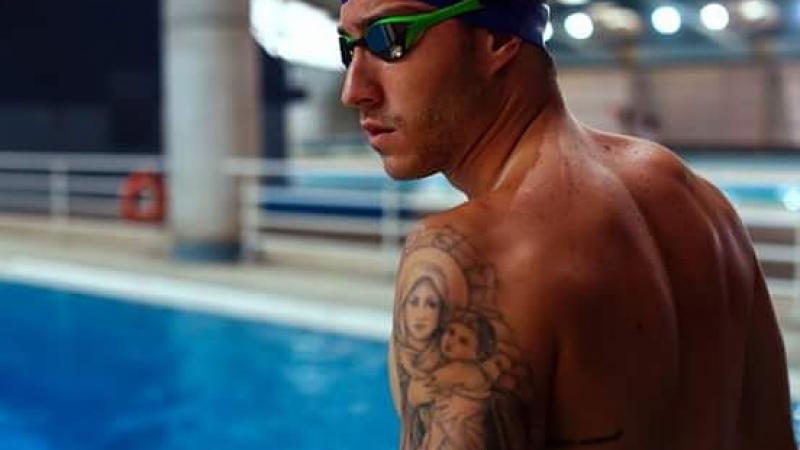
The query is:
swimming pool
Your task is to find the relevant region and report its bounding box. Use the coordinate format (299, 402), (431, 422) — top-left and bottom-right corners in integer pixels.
(1, 279), (799, 449)
(0, 281), (398, 450)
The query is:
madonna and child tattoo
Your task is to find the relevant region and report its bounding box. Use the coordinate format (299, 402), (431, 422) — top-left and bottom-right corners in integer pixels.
(393, 226), (536, 450)
(392, 226), (624, 449)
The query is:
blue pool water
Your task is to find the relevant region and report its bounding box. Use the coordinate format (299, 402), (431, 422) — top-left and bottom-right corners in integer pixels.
(0, 281), (398, 450)
(1, 281), (799, 449)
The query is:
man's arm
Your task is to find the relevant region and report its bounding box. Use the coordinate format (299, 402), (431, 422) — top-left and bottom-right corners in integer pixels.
(389, 225), (547, 450)
(738, 269), (795, 449)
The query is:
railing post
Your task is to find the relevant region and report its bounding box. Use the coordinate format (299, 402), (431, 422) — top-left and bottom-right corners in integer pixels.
(239, 174), (262, 262)
(380, 182), (401, 255)
(794, 213), (800, 312)
(49, 159), (69, 228)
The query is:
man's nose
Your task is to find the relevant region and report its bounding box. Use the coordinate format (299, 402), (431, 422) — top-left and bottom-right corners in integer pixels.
(340, 48), (382, 110)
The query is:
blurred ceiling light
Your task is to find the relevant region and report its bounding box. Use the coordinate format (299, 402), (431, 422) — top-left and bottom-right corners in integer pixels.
(543, 22), (555, 42)
(701, 3), (730, 30)
(734, 0), (780, 30)
(739, 0), (770, 21)
(589, 3), (643, 39)
(564, 12), (594, 40)
(783, 186), (800, 211)
(793, 1), (800, 26)
(651, 5), (682, 35)
(251, 0), (342, 71)
(556, 0), (590, 5)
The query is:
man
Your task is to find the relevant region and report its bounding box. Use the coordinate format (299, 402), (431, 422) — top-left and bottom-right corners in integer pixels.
(337, 0), (795, 448)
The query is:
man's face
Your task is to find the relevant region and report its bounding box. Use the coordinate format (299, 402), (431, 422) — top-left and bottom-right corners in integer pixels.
(339, 0), (487, 179)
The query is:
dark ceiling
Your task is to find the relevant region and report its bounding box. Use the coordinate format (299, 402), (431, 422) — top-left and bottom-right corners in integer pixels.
(0, 0), (160, 102)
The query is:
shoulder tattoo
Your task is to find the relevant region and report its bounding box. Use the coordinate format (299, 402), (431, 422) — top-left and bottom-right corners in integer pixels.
(393, 226), (537, 450)
(393, 226), (625, 449)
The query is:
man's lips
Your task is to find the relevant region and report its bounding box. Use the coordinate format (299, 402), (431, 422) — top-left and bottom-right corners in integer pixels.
(361, 121), (395, 137)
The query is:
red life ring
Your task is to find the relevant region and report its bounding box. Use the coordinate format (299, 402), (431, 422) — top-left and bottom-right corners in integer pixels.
(120, 172), (166, 223)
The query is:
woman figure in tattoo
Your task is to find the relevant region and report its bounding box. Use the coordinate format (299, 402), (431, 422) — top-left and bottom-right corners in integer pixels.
(394, 269), (450, 449)
(421, 310), (497, 450)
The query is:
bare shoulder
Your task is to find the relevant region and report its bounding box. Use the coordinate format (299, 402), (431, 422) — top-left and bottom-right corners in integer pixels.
(597, 133), (694, 189)
(403, 203), (594, 309)
(597, 133), (744, 226)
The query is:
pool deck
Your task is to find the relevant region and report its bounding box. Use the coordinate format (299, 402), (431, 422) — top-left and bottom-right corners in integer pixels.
(0, 214), (799, 398)
(0, 215), (396, 338)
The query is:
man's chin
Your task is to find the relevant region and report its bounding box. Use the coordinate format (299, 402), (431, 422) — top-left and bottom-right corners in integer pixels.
(380, 155), (437, 181)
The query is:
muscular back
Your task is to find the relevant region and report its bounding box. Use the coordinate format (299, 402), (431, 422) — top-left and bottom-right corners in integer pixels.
(388, 133), (795, 449)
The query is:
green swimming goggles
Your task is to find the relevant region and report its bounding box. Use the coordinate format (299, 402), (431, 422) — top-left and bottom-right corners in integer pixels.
(338, 0), (484, 68)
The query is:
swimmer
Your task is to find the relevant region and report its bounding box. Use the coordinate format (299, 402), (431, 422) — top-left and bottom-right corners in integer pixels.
(338, 0), (795, 448)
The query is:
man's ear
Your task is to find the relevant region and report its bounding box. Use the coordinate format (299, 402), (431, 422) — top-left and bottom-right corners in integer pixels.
(481, 32), (523, 76)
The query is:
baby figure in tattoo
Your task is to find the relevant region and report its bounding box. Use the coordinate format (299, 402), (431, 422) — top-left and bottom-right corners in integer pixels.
(422, 311), (497, 450)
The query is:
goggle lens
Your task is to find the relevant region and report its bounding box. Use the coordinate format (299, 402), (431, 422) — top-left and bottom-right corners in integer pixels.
(339, 36), (354, 67)
(366, 23), (400, 56)
(339, 23), (406, 67)
(338, 0), (484, 68)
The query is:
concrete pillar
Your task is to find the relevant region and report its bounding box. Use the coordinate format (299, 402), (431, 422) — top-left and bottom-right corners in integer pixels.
(754, 38), (789, 147)
(763, 60), (789, 146)
(163, 0), (262, 261)
(618, 48), (660, 141)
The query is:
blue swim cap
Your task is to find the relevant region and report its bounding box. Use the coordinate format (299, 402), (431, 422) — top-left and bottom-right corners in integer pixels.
(448, 0), (550, 48)
(342, 0), (550, 49)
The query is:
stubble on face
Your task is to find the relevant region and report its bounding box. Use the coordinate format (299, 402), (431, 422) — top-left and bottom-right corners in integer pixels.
(387, 104), (456, 180)
(386, 64), (480, 179)
(373, 27), (488, 180)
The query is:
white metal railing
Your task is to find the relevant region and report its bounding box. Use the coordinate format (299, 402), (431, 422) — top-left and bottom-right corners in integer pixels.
(0, 152), (163, 223)
(736, 206), (800, 301)
(694, 165), (800, 306)
(230, 160), (800, 297)
(1, 152), (800, 298)
(225, 157), (464, 271)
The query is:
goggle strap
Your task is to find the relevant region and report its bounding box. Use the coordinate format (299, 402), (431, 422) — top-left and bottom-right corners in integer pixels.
(371, 0), (484, 48)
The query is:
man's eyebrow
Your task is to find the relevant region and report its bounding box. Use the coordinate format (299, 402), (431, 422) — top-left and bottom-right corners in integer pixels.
(338, 5), (431, 36)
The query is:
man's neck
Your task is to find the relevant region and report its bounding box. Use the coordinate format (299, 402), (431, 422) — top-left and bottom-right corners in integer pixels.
(444, 86), (578, 200)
